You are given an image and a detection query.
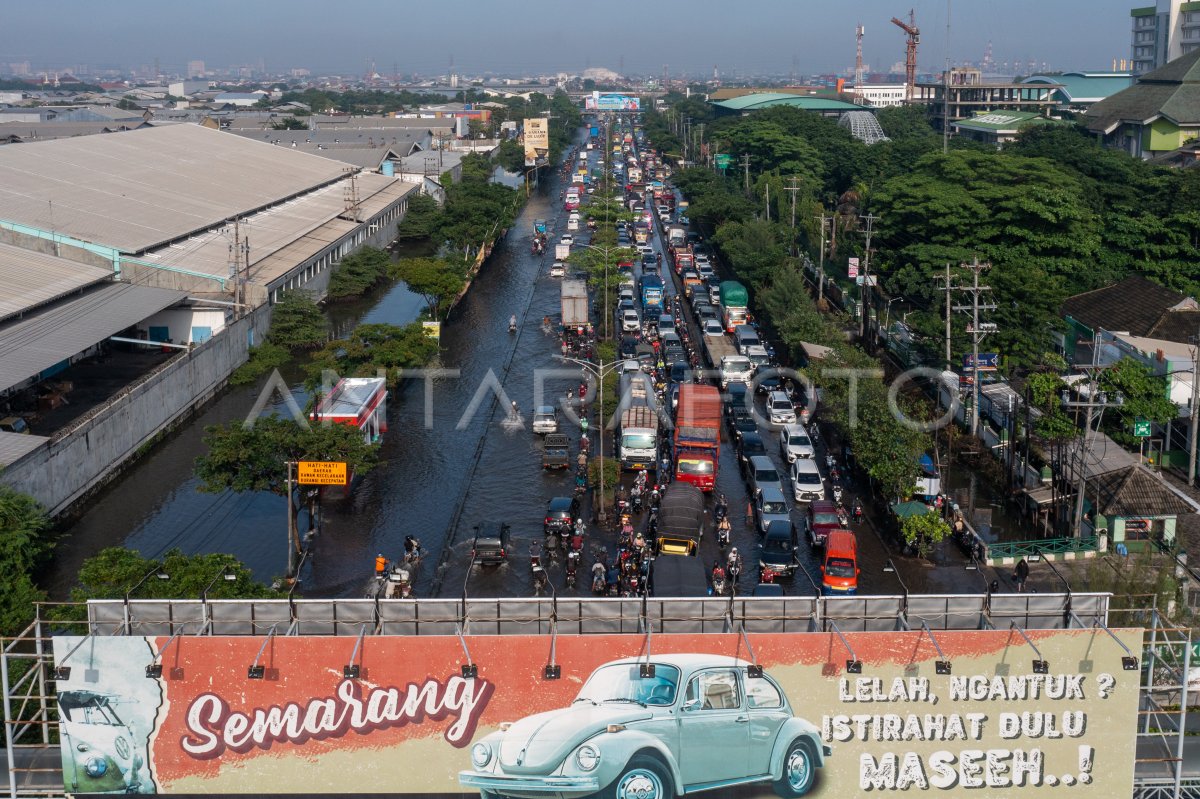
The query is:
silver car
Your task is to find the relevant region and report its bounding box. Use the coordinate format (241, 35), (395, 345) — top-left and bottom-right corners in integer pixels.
(779, 424), (814, 463)
(767, 391), (797, 426)
(459, 653), (829, 799)
(752, 486), (791, 535)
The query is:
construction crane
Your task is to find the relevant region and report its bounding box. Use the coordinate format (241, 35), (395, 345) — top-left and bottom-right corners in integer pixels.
(891, 10), (920, 102)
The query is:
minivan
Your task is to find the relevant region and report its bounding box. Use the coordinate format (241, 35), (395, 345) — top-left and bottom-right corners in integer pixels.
(821, 530), (859, 595)
(734, 324), (762, 355)
(746, 455), (782, 497)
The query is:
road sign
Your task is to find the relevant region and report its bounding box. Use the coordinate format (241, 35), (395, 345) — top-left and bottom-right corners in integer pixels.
(962, 353), (1000, 371)
(715, 154), (732, 169)
(297, 461), (347, 486)
(1133, 419), (1152, 437)
(848, 257), (859, 279)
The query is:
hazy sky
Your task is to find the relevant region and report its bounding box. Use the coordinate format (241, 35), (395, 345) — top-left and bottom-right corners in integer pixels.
(1, 0), (1133, 77)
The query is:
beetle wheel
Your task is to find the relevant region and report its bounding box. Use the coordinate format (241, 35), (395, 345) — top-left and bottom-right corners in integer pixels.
(773, 739), (815, 798)
(608, 754), (673, 799)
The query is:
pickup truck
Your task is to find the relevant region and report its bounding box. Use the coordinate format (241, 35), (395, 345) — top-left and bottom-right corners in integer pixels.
(542, 434), (570, 469)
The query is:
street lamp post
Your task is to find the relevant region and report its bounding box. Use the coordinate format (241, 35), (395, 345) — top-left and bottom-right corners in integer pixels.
(579, 243), (614, 341)
(123, 563), (170, 635)
(561, 355), (622, 522)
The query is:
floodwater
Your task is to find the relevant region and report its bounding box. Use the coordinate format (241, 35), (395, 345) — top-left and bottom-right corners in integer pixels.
(47, 129), (994, 602)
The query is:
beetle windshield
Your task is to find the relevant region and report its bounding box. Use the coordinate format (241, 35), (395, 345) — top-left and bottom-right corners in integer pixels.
(577, 664), (681, 706)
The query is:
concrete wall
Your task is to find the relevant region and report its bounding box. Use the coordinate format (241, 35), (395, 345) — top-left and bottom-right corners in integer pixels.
(0, 305), (271, 516)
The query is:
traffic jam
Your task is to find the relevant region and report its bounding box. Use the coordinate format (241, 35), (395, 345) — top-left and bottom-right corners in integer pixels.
(473, 114), (871, 601)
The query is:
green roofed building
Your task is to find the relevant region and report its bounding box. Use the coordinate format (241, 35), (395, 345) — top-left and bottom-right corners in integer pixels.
(1021, 72), (1134, 110)
(710, 92), (866, 118)
(951, 110), (1062, 147)
(1084, 47), (1200, 158)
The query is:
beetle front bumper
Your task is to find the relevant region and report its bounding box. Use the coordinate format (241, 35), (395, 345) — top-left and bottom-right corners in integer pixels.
(459, 771), (601, 797)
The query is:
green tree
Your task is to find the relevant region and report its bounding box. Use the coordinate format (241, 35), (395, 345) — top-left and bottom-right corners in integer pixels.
(1099, 359), (1178, 444)
(390, 257), (466, 320)
(396, 193), (442, 241)
(1028, 369), (1078, 443)
(70, 548), (283, 603)
(270, 116), (307, 130)
(229, 342), (291, 386)
(900, 511), (951, 559)
(269, 290), (327, 350)
(0, 488), (51, 635)
(307, 322), (438, 383)
(327, 247), (391, 299)
(195, 415), (380, 495)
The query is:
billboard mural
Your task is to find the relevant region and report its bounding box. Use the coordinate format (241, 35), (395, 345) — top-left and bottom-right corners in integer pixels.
(52, 629), (1139, 796)
(524, 118), (549, 165)
(585, 91), (641, 111)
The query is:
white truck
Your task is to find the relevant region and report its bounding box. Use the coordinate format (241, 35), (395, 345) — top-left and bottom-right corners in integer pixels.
(667, 225), (687, 249)
(618, 373), (659, 471)
(702, 333), (752, 388)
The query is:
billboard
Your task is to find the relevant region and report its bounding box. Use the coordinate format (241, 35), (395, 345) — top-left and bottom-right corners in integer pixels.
(52, 629), (1139, 795)
(585, 91), (641, 111)
(524, 117), (549, 164)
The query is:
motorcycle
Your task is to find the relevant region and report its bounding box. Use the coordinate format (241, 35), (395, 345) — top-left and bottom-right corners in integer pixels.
(591, 562), (607, 595)
(853, 499), (864, 523)
(714, 494), (728, 525)
(832, 483), (844, 504)
(649, 484), (662, 509)
(711, 565), (727, 596)
(717, 518), (731, 549)
(387, 567), (413, 599)
(403, 536), (422, 565)
(631, 487), (644, 514)
(531, 545), (548, 595)
(565, 550), (580, 588)
(726, 549), (743, 585)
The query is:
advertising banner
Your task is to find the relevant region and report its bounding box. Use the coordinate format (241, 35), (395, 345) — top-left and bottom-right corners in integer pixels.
(524, 118), (549, 164)
(585, 91), (641, 111)
(52, 629), (1139, 796)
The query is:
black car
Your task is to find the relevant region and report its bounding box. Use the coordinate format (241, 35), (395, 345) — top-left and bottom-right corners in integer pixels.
(724, 382), (751, 416)
(728, 406), (757, 439)
(619, 335), (639, 359)
(736, 432), (767, 474)
(759, 519), (799, 577)
(668, 360), (690, 386)
(663, 344), (686, 365)
(543, 496), (580, 536)
(471, 523), (512, 565)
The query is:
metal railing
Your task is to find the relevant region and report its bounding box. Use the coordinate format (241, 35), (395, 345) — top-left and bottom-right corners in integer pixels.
(986, 535), (1099, 561)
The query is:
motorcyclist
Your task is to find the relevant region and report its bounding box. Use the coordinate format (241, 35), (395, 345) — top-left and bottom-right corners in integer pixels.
(510, 400), (520, 419)
(404, 536), (422, 560)
(717, 516), (731, 546)
(727, 547), (743, 577)
(714, 492), (728, 521)
(509, 314), (517, 332)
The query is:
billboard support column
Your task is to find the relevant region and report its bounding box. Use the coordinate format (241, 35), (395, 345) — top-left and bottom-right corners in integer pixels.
(456, 624), (477, 679)
(1010, 621), (1050, 674)
(246, 624), (278, 680)
(826, 619), (862, 673)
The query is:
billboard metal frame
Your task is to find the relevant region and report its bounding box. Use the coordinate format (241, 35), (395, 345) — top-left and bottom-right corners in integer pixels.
(2, 593), (1193, 799)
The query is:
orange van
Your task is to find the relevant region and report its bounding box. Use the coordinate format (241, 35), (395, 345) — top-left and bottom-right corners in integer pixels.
(821, 530), (859, 595)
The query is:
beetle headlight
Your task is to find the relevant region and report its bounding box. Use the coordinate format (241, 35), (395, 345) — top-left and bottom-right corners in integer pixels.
(83, 756), (107, 778)
(576, 744), (600, 772)
(471, 742), (492, 768)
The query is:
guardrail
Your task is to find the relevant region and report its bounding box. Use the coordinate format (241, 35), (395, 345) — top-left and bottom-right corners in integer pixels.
(986, 535), (1099, 564)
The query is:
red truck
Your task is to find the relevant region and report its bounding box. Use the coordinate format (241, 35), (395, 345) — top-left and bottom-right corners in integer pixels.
(673, 245), (694, 276)
(673, 383), (721, 492)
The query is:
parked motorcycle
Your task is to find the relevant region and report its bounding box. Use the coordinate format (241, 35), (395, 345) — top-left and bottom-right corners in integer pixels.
(387, 567), (413, 599)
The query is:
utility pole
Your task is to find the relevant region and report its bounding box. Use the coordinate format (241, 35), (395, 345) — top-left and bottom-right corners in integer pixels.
(814, 212), (830, 306)
(741, 153), (751, 196)
(1061, 339), (1119, 538)
(226, 217), (250, 319)
(785, 176), (801, 236)
(951, 258), (996, 437)
(939, 262), (954, 370)
(860, 213), (879, 345)
(1190, 327), (1200, 485)
(942, 0), (953, 154)
(764, 182), (770, 222)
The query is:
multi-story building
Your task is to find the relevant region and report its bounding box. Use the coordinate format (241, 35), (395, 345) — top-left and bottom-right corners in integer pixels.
(186, 59), (205, 78)
(848, 83), (908, 108)
(1131, 0), (1200, 75)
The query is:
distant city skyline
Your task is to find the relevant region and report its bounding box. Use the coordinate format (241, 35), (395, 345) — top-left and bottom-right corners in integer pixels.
(1, 0), (1134, 79)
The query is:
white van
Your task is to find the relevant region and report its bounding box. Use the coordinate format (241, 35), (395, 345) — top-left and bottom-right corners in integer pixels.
(567, 215), (581, 232)
(734, 324), (763, 355)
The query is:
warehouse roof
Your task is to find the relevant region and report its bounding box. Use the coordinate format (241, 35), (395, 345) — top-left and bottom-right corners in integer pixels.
(0, 282), (185, 393)
(952, 110), (1057, 133)
(0, 243), (113, 323)
(1022, 73), (1133, 104)
(0, 430), (48, 468)
(139, 174), (414, 286)
(0, 124), (355, 253)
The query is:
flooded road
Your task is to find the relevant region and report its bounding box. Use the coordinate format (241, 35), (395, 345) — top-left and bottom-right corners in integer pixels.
(48, 128), (1001, 603)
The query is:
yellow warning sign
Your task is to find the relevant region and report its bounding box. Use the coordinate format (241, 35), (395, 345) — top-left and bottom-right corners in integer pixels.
(297, 461), (347, 486)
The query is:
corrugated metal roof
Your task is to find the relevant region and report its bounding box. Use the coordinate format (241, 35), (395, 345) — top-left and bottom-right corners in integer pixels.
(0, 430), (47, 468)
(140, 174), (414, 284)
(0, 282), (185, 392)
(0, 124), (357, 253)
(0, 242), (113, 322)
(712, 93), (863, 112)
